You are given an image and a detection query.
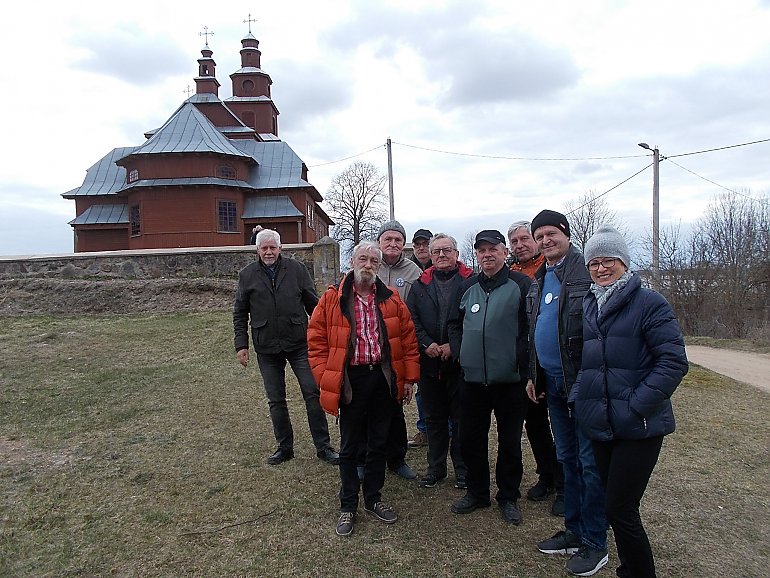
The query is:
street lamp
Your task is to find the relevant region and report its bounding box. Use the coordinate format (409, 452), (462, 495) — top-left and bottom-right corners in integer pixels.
(638, 142), (660, 289)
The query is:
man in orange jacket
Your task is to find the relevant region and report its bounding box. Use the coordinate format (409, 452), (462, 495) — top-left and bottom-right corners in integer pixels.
(308, 240), (420, 536)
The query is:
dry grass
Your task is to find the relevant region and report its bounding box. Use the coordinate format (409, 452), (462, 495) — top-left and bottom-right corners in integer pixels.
(685, 335), (770, 354)
(1, 313), (768, 577)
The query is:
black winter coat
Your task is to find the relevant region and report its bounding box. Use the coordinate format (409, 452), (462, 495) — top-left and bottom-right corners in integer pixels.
(233, 256), (318, 354)
(569, 273), (689, 441)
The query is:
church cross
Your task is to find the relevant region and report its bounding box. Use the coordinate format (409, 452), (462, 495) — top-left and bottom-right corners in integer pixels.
(199, 26), (214, 46)
(183, 85), (193, 97)
(243, 13), (257, 34)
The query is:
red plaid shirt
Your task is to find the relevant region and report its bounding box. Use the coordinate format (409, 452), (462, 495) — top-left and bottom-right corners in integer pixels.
(351, 284), (382, 365)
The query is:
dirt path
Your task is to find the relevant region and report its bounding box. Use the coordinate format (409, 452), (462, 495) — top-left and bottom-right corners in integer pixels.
(686, 345), (770, 393)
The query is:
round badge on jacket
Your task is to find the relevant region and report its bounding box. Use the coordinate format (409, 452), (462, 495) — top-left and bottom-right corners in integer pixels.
(396, 278), (405, 287)
(471, 303), (480, 313)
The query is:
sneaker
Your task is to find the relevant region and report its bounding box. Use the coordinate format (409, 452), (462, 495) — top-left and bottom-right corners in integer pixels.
(499, 500), (522, 525)
(364, 501), (398, 524)
(317, 448), (340, 465)
(266, 448), (294, 466)
(551, 492), (565, 517)
(390, 462), (418, 480)
(566, 545), (609, 576)
(451, 493), (491, 514)
(537, 530), (582, 555)
(335, 511), (355, 536)
(408, 431), (428, 448)
(527, 478), (555, 501)
(419, 472), (447, 488)
(454, 477), (467, 490)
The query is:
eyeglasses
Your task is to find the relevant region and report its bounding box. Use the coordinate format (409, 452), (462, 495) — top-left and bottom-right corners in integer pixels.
(430, 247), (455, 256)
(587, 258), (616, 271)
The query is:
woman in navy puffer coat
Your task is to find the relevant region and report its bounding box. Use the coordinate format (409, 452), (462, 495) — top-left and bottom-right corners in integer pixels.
(569, 225), (688, 578)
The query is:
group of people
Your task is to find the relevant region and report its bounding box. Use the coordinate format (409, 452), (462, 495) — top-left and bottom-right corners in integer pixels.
(233, 211), (689, 578)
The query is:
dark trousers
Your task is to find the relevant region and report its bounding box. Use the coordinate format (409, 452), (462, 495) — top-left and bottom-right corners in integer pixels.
(420, 372), (465, 479)
(592, 436), (664, 578)
(525, 397), (563, 490)
(256, 348), (331, 453)
(386, 404), (409, 469)
(459, 379), (528, 503)
(339, 365), (396, 512)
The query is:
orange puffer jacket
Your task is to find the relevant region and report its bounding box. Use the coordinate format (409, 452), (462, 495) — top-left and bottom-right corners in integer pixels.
(307, 272), (420, 416)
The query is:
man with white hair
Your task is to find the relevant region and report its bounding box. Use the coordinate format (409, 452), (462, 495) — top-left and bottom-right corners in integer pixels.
(308, 241), (419, 536)
(233, 229), (339, 466)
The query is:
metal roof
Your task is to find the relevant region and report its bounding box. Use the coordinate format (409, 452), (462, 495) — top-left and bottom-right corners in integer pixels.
(68, 204), (128, 225)
(258, 133), (281, 141)
(224, 95), (273, 102)
(233, 140), (311, 189)
(62, 147), (136, 197)
(126, 103), (251, 158)
(186, 93), (222, 104)
(242, 195), (303, 219)
(120, 177), (252, 190)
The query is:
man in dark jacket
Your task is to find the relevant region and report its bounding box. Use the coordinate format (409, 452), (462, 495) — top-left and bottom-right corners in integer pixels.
(448, 230), (531, 525)
(525, 210), (609, 577)
(406, 233), (472, 489)
(233, 229), (339, 466)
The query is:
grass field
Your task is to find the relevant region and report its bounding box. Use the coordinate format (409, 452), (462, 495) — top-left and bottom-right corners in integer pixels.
(1, 312), (768, 577)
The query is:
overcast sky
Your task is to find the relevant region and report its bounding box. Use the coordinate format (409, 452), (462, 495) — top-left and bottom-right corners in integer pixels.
(1, 0), (769, 257)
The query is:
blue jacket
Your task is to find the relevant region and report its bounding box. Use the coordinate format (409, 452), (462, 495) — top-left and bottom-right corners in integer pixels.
(569, 273), (689, 441)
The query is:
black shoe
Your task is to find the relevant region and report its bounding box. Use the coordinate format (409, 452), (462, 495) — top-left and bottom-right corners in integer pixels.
(537, 530), (582, 555)
(454, 477), (467, 489)
(566, 544), (609, 576)
(317, 448), (340, 465)
(499, 500), (521, 525)
(335, 511), (355, 536)
(419, 472), (447, 488)
(527, 478), (555, 501)
(266, 448), (294, 465)
(551, 492), (565, 517)
(451, 493), (491, 514)
(364, 501), (398, 523)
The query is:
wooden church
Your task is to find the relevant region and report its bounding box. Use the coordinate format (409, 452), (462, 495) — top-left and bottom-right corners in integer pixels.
(63, 27), (332, 252)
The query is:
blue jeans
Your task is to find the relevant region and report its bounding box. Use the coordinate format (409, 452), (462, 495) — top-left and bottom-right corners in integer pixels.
(415, 386), (427, 433)
(545, 373), (608, 550)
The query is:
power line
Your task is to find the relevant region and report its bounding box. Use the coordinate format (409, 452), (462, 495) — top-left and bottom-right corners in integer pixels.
(666, 137), (770, 159)
(564, 163), (653, 216)
(307, 145), (384, 168)
(392, 141), (646, 161)
(665, 159), (769, 205)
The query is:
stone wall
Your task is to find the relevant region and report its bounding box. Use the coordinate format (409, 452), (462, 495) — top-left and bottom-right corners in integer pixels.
(0, 237), (342, 296)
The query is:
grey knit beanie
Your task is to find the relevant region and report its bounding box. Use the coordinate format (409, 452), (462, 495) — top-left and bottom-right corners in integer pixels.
(584, 225), (630, 267)
(377, 220), (406, 241)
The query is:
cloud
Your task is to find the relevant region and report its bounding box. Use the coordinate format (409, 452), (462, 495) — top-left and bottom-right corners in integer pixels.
(322, 2), (579, 108)
(270, 59), (354, 132)
(71, 25), (188, 85)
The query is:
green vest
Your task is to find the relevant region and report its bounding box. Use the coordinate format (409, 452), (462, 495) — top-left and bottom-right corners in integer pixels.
(459, 279), (521, 385)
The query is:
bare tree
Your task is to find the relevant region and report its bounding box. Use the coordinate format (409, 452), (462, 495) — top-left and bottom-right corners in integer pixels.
(324, 162), (387, 256)
(641, 191), (769, 340)
(460, 230), (479, 272)
(564, 190), (629, 255)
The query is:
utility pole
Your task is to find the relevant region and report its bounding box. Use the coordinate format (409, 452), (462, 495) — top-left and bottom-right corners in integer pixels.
(386, 138), (395, 220)
(638, 143), (660, 290)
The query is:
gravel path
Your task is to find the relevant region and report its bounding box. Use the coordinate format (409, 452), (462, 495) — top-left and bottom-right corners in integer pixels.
(686, 345), (770, 393)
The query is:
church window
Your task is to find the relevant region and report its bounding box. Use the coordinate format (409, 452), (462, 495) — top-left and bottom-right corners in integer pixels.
(243, 79), (254, 94)
(217, 165), (236, 179)
(130, 205), (141, 236)
(218, 200), (238, 232)
(128, 169), (139, 183)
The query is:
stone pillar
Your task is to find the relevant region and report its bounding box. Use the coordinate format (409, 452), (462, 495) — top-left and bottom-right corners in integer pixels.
(311, 236), (341, 295)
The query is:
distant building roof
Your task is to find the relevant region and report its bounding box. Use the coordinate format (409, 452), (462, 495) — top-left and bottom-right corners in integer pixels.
(62, 147), (135, 197)
(123, 103), (252, 159)
(243, 196), (303, 219)
(120, 177), (252, 190)
(69, 204), (128, 225)
(233, 140), (311, 189)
